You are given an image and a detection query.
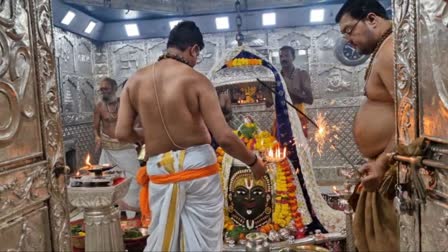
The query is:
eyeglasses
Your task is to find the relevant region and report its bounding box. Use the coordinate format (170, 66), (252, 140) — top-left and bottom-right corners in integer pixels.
(342, 19), (362, 37)
(194, 45), (203, 62)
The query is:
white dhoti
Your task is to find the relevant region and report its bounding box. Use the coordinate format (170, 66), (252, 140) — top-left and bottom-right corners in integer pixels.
(145, 144), (224, 252)
(99, 134), (140, 209)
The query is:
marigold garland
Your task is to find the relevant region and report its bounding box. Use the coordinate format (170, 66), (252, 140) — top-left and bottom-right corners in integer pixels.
(226, 58), (262, 68)
(217, 129), (304, 241)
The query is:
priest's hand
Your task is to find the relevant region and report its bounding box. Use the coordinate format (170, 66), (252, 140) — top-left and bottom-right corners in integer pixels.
(359, 158), (387, 192)
(251, 157), (266, 180)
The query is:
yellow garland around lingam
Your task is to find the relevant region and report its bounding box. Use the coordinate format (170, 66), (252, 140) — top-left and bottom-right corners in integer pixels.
(226, 58), (263, 68)
(272, 159), (303, 229)
(217, 129), (304, 238)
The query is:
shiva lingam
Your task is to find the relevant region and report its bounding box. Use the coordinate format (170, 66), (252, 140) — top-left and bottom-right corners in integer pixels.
(333, 168), (361, 252)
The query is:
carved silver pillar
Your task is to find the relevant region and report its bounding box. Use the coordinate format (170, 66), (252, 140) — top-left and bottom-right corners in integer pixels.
(68, 178), (131, 252)
(84, 206), (124, 251)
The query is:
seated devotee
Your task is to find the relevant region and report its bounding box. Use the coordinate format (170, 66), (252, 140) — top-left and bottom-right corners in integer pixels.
(115, 21), (266, 251)
(94, 77), (141, 218)
(274, 46), (313, 138)
(336, 0), (398, 251)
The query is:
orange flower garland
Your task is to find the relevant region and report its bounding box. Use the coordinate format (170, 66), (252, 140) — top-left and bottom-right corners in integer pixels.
(217, 130), (305, 240)
(272, 159), (304, 233)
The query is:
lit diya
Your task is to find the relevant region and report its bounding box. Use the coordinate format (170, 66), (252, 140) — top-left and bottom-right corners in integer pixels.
(264, 146), (287, 163)
(263, 146), (287, 173)
(81, 154), (115, 177)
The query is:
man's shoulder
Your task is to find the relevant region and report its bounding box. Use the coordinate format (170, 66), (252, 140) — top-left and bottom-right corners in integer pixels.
(182, 68), (211, 86)
(376, 36), (394, 65)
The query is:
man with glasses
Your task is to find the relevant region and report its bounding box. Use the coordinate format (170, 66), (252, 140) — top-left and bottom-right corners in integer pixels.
(115, 21), (266, 251)
(336, 0), (398, 251)
(94, 77), (141, 218)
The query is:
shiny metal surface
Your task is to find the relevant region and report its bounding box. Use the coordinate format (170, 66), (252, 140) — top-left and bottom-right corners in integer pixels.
(0, 1), (72, 251)
(0, 0), (42, 168)
(418, 0), (448, 142)
(394, 0), (448, 250)
(68, 178), (131, 252)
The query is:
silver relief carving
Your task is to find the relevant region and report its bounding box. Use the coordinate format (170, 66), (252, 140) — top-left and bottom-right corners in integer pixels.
(0, 0), (42, 165)
(0, 162), (49, 215)
(32, 0), (71, 250)
(0, 207), (51, 252)
(394, 0), (422, 250)
(109, 42), (145, 82)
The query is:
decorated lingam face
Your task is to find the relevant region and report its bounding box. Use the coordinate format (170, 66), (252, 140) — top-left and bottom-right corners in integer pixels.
(228, 168), (272, 230)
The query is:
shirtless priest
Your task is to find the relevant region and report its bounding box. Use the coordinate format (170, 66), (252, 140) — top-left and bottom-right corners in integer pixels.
(115, 21), (266, 251)
(336, 0), (399, 251)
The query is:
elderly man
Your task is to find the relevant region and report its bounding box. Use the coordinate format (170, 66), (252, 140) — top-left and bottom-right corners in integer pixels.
(94, 77), (141, 218)
(336, 0), (398, 251)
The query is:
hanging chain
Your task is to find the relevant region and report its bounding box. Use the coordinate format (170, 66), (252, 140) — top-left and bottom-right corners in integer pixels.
(235, 0), (244, 46)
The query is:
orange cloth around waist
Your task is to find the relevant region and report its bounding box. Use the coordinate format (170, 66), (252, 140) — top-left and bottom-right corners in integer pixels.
(149, 163), (219, 184)
(136, 166), (151, 228)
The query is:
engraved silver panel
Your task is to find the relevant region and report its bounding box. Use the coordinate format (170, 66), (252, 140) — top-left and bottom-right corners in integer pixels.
(108, 41), (146, 82)
(394, 0), (421, 249)
(32, 0), (72, 249)
(0, 206), (52, 251)
(418, 0), (448, 142)
(0, 0), (43, 167)
(0, 161), (49, 221)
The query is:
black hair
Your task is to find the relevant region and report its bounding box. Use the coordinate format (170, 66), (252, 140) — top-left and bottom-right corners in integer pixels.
(280, 46), (296, 59)
(102, 77), (117, 89)
(335, 0), (389, 23)
(167, 21), (204, 51)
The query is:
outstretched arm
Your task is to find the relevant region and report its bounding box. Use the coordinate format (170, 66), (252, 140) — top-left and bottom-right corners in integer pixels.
(197, 75), (266, 179)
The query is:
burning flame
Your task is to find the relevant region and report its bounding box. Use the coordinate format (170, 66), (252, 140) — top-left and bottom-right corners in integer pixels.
(333, 186), (338, 193)
(266, 146), (287, 161)
(314, 113), (341, 156)
(85, 154), (92, 169)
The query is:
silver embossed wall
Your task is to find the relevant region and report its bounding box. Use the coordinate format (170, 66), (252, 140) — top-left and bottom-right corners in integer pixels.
(97, 25), (365, 184)
(54, 28), (98, 169)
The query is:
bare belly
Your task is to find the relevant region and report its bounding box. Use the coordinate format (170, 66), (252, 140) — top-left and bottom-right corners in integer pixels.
(353, 99), (395, 159)
(102, 122), (117, 139)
